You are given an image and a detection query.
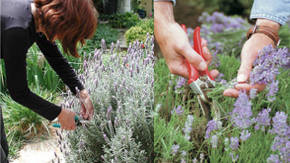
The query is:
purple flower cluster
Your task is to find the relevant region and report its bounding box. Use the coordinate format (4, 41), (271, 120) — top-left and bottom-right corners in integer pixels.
(231, 91), (253, 129)
(240, 130), (251, 141)
(266, 80), (279, 102)
(271, 112), (288, 136)
(269, 112), (289, 162)
(199, 12), (247, 34)
(171, 144), (180, 155)
(250, 46), (289, 100)
(175, 77), (186, 90)
(254, 108), (271, 131)
(267, 154), (280, 163)
(230, 137), (239, 150)
(205, 120), (222, 139)
(171, 105), (184, 115)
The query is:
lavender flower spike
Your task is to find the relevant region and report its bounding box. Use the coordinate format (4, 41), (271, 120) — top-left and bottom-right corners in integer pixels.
(231, 91), (253, 129)
(230, 137), (239, 150)
(240, 130), (251, 141)
(171, 105), (184, 115)
(254, 108), (271, 131)
(205, 120), (222, 139)
(271, 112), (288, 136)
(171, 144), (180, 155)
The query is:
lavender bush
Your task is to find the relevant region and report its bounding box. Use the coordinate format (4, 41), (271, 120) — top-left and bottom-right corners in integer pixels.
(57, 35), (154, 162)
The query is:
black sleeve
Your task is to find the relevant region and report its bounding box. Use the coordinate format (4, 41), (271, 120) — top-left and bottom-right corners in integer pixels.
(35, 33), (84, 95)
(2, 28), (61, 121)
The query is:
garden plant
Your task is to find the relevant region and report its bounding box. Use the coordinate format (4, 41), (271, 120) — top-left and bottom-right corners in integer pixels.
(154, 12), (290, 163)
(54, 35), (155, 163)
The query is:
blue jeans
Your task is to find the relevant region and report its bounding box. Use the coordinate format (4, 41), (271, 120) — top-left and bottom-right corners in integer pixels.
(0, 107), (9, 163)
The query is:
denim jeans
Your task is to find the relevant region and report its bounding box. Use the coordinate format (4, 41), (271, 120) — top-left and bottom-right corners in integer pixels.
(251, 0), (290, 25)
(0, 107), (9, 163)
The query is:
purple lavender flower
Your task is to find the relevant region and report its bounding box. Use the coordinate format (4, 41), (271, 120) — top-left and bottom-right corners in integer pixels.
(250, 46), (289, 85)
(175, 77), (186, 90)
(192, 158), (198, 163)
(199, 12), (247, 34)
(101, 39), (106, 50)
(205, 120), (222, 139)
(230, 153), (239, 162)
(106, 106), (112, 120)
(254, 108), (271, 131)
(240, 130), (251, 141)
(230, 137), (239, 150)
(183, 115), (194, 140)
(171, 144), (180, 155)
(210, 135), (218, 148)
(215, 73), (225, 83)
(266, 80), (279, 102)
(271, 112), (288, 136)
(267, 154), (280, 163)
(171, 105), (184, 115)
(231, 91), (253, 129)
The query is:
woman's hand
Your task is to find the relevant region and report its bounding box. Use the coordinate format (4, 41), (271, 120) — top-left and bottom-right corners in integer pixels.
(79, 89), (94, 120)
(58, 108), (76, 130)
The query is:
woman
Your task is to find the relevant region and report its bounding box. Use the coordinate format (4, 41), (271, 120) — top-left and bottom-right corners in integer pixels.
(1, 0), (97, 162)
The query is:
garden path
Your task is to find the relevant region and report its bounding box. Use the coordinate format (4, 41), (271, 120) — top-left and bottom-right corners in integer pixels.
(11, 128), (65, 163)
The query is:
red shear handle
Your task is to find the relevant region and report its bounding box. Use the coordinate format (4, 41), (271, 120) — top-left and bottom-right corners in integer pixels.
(193, 27), (215, 81)
(180, 24), (199, 84)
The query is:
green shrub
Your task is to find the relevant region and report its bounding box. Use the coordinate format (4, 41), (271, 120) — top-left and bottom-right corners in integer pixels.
(185, 0), (253, 17)
(80, 24), (119, 52)
(105, 12), (140, 28)
(26, 44), (64, 93)
(125, 18), (153, 44)
(58, 37), (154, 163)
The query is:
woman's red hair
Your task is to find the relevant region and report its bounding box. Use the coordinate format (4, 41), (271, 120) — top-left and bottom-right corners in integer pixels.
(34, 0), (98, 57)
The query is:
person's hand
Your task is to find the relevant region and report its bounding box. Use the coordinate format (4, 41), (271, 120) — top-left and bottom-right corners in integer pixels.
(79, 89), (94, 120)
(58, 108), (76, 130)
(223, 19), (280, 97)
(154, 2), (219, 79)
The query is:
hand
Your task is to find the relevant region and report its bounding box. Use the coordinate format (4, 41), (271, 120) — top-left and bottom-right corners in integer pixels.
(154, 2), (219, 78)
(223, 19), (280, 97)
(58, 108), (76, 130)
(79, 89), (94, 120)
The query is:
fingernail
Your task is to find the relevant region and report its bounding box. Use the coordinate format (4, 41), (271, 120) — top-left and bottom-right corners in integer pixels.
(199, 62), (207, 71)
(237, 74), (247, 82)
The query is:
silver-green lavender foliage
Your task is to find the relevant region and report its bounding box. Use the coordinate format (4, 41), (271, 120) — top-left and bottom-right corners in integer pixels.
(58, 35), (154, 163)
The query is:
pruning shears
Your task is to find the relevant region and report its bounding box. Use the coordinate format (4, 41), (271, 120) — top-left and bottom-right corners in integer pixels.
(52, 115), (89, 128)
(180, 24), (216, 102)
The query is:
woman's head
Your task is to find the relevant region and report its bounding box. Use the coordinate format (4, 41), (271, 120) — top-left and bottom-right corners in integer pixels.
(34, 0), (98, 57)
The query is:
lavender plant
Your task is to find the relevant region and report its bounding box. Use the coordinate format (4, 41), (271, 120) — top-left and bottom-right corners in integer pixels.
(57, 35), (154, 162)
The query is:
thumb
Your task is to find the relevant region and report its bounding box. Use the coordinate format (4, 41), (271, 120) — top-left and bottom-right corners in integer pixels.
(237, 60), (253, 83)
(178, 43), (207, 71)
